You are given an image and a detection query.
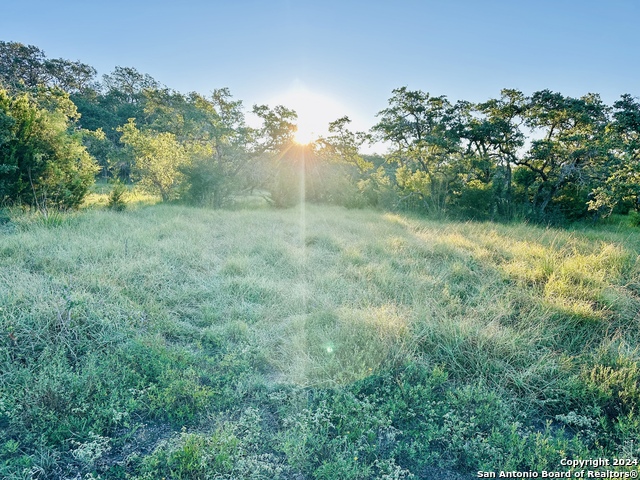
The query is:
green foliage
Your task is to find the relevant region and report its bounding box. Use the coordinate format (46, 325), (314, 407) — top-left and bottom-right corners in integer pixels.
(71, 66), (161, 182)
(308, 116), (378, 208)
(139, 409), (290, 479)
(350, 366), (590, 473)
(107, 179), (127, 211)
(176, 89), (254, 208)
(118, 119), (187, 201)
(140, 429), (239, 479)
(5, 40), (640, 222)
(268, 161), (301, 208)
(588, 95), (640, 216)
(466, 89), (527, 218)
(147, 368), (215, 423)
(253, 141), (307, 209)
(357, 165), (395, 208)
(518, 91), (610, 219)
(454, 179), (495, 219)
(180, 155), (233, 207)
(0, 41), (97, 94)
(373, 87), (464, 215)
(368, 87), (640, 223)
(583, 355), (640, 418)
(308, 164), (369, 208)
(252, 104), (300, 205)
(0, 88), (99, 209)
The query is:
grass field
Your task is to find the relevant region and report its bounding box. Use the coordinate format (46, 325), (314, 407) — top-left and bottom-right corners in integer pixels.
(1, 200), (639, 478)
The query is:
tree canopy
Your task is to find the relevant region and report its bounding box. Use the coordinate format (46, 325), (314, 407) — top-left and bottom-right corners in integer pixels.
(1, 40), (639, 222)
(0, 87), (98, 209)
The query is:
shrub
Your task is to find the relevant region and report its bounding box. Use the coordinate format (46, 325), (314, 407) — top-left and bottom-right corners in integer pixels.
(454, 179), (494, 220)
(0, 88), (98, 209)
(107, 179), (127, 211)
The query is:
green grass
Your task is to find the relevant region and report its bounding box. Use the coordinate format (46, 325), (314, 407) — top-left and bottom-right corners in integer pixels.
(1, 203), (639, 478)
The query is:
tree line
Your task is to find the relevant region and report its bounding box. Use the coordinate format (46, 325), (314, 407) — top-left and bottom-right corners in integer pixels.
(1, 40), (639, 223)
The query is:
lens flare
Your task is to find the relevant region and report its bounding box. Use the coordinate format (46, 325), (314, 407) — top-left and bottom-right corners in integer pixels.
(294, 127), (314, 145)
(269, 84), (346, 144)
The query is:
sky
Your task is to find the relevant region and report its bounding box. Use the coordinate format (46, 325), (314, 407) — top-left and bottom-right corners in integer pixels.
(2, 0), (639, 147)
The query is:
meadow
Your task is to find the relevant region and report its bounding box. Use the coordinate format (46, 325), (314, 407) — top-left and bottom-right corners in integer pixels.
(1, 197), (639, 479)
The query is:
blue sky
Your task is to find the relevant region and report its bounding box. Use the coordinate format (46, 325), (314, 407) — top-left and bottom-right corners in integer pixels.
(2, 0), (639, 141)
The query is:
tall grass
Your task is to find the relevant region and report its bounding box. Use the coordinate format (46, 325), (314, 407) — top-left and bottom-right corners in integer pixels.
(1, 204), (638, 478)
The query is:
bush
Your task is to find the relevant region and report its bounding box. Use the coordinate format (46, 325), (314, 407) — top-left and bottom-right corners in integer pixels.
(0, 88), (98, 209)
(180, 157), (238, 209)
(267, 166), (301, 208)
(454, 179), (494, 220)
(107, 179), (127, 211)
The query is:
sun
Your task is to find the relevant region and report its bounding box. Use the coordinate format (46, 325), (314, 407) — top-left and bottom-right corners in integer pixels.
(268, 83), (347, 145)
(293, 126), (314, 145)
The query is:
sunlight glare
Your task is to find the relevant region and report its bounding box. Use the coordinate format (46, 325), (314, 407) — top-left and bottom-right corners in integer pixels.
(294, 127), (314, 145)
(270, 84), (347, 144)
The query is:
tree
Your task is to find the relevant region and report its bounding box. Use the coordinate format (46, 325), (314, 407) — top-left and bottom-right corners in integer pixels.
(113, 86), (256, 208)
(464, 89), (527, 218)
(520, 90), (610, 218)
(318, 116), (372, 173)
(0, 41), (96, 94)
(373, 87), (463, 213)
(251, 104), (299, 206)
(313, 116), (378, 206)
(102, 66), (159, 104)
(179, 89), (254, 208)
(70, 67), (162, 179)
(118, 119), (187, 201)
(0, 88), (98, 209)
(588, 94), (640, 215)
(252, 104), (297, 152)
